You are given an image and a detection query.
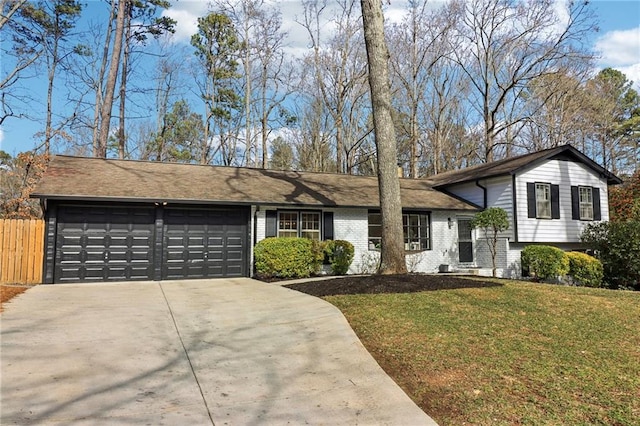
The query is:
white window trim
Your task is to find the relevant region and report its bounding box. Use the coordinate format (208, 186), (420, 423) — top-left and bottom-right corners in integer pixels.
(277, 210), (322, 240)
(535, 183), (552, 219)
(368, 211), (431, 251)
(579, 186), (594, 220)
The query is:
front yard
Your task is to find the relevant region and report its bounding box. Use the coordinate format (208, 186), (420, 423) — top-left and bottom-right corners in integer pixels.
(288, 275), (640, 425)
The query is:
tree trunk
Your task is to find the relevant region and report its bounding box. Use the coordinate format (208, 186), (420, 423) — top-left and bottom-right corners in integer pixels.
(97, 0), (127, 158)
(117, 3), (131, 160)
(361, 0), (406, 274)
(92, 0), (115, 156)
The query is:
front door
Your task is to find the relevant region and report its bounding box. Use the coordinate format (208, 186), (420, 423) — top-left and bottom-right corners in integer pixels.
(458, 218), (473, 263)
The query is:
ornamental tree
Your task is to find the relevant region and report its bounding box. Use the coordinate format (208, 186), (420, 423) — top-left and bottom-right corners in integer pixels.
(471, 207), (509, 277)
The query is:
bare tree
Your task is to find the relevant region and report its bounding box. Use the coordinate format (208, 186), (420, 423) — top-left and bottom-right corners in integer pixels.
(361, 0), (406, 274)
(218, 0), (293, 168)
(1, 1), (49, 126)
(448, 0), (596, 162)
(300, 0), (369, 174)
(115, 0), (174, 159)
(41, 1), (83, 155)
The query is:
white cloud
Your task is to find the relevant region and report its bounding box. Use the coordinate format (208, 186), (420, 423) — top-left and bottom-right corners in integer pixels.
(164, 1), (210, 43)
(595, 26), (640, 67)
(0, 127), (4, 150)
(595, 26), (640, 89)
(615, 63), (640, 87)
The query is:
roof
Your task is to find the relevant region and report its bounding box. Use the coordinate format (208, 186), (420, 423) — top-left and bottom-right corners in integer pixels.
(32, 155), (479, 211)
(425, 144), (623, 187)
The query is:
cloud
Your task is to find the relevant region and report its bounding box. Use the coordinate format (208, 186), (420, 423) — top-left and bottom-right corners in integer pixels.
(595, 26), (640, 67)
(615, 63), (640, 87)
(163, 1), (210, 43)
(595, 26), (640, 88)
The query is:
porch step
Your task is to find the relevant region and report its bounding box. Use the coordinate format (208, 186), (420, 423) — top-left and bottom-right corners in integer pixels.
(453, 268), (493, 277)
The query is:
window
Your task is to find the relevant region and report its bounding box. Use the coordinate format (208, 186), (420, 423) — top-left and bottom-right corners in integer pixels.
(300, 212), (321, 240)
(535, 183), (551, 219)
(579, 186), (593, 220)
(571, 185), (601, 221)
(368, 211), (431, 251)
(277, 211), (321, 240)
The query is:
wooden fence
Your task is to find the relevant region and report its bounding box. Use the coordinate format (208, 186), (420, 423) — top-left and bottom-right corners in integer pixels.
(0, 219), (45, 284)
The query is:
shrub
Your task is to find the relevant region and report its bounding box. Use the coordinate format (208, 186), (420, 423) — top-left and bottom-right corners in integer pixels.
(254, 237), (324, 279)
(521, 245), (569, 281)
(581, 221), (640, 290)
(566, 252), (604, 288)
(324, 240), (355, 275)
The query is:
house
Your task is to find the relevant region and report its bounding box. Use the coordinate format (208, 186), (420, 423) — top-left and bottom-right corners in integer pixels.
(31, 144), (620, 284)
(425, 144), (622, 276)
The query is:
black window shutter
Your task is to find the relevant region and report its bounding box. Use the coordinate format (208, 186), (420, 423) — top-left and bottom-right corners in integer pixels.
(593, 187), (601, 220)
(571, 186), (580, 220)
(551, 184), (560, 219)
(527, 182), (536, 218)
(323, 211), (334, 240)
(265, 210), (277, 237)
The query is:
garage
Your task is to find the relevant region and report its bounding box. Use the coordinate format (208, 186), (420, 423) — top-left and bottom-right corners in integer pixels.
(46, 203), (250, 284)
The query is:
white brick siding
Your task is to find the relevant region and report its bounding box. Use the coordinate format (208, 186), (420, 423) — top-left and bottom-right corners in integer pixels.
(332, 208), (369, 274)
(253, 206), (479, 275)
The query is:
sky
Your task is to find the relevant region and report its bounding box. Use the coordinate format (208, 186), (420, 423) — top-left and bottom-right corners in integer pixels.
(0, 0), (639, 156)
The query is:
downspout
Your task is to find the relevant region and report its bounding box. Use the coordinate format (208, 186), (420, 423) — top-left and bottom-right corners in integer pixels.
(475, 180), (487, 209)
(252, 206), (259, 277)
(511, 175), (518, 243)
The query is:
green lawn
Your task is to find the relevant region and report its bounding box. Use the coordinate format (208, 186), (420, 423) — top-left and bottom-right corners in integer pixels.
(324, 280), (640, 425)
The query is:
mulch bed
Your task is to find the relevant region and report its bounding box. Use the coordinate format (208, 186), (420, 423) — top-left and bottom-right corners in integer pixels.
(284, 274), (503, 297)
(0, 285), (31, 312)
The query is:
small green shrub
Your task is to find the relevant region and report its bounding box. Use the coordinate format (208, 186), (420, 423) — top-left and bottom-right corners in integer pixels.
(566, 252), (604, 288)
(254, 237), (323, 279)
(521, 245), (569, 281)
(324, 240), (355, 275)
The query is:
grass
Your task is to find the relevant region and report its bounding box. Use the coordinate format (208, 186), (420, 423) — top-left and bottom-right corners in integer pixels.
(323, 280), (640, 425)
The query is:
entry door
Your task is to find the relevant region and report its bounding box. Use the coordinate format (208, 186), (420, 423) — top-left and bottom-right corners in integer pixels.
(458, 218), (473, 263)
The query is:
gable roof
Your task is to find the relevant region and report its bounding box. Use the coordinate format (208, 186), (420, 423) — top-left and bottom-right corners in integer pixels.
(425, 144), (623, 187)
(32, 155), (479, 211)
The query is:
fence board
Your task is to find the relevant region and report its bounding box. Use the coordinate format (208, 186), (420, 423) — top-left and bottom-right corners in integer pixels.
(0, 219), (45, 284)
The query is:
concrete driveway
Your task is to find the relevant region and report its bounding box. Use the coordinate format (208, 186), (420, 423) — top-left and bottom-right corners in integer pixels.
(1, 278), (436, 425)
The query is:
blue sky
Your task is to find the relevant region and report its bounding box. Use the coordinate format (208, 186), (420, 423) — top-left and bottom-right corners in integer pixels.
(1, 0), (639, 156)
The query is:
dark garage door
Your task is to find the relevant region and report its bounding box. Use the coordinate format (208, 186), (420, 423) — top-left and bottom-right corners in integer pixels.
(52, 204), (249, 283)
(162, 207), (248, 280)
(55, 205), (155, 283)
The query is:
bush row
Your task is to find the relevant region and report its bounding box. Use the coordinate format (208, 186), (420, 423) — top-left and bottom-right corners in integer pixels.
(254, 237), (354, 279)
(521, 245), (603, 287)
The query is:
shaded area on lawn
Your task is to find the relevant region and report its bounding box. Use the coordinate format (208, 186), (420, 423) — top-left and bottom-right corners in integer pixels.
(285, 274), (503, 296)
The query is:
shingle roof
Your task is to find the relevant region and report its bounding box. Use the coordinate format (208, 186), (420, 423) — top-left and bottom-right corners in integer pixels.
(32, 155), (479, 211)
(425, 144), (622, 187)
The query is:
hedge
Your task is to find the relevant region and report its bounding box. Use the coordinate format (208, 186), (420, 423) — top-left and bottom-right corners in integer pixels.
(566, 252), (603, 288)
(254, 237), (323, 278)
(521, 245), (569, 281)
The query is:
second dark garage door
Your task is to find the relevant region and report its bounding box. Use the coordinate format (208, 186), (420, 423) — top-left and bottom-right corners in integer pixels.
(53, 204), (249, 283)
(163, 207), (248, 280)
